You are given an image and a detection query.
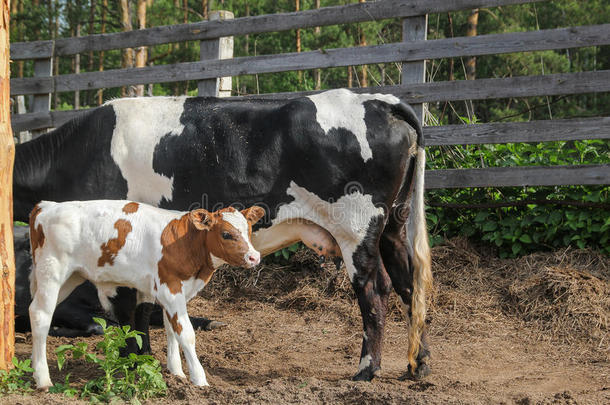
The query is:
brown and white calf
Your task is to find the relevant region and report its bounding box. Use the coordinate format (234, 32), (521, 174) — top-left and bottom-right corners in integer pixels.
(28, 200), (265, 389)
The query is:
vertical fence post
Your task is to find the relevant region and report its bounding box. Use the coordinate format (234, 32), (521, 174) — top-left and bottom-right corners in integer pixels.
(198, 10), (234, 97)
(31, 57), (52, 138)
(401, 15), (427, 124)
(0, 0), (15, 371)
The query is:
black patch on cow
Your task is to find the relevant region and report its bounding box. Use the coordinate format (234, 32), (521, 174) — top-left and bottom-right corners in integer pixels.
(152, 96), (415, 229)
(13, 106), (128, 222)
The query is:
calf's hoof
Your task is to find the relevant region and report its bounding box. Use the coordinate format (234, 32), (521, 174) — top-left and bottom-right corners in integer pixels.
(190, 377), (209, 387)
(352, 366), (379, 382)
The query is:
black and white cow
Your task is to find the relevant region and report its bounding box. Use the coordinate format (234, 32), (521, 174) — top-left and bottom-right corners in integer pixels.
(14, 89), (432, 380)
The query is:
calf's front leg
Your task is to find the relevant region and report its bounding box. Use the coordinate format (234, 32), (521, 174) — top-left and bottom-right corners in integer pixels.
(163, 310), (186, 379)
(158, 294), (208, 386)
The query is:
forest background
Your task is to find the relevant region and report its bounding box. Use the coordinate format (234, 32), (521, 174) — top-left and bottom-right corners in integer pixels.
(9, 0), (610, 257)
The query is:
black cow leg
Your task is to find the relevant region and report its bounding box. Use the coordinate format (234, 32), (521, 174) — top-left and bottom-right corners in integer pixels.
(110, 287), (139, 357)
(379, 215), (431, 380)
(350, 217), (392, 382)
(135, 302), (154, 354)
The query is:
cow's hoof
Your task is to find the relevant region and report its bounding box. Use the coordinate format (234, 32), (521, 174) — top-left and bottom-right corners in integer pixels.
(201, 320), (227, 331)
(86, 323), (104, 336)
(407, 362), (431, 380)
(352, 366), (379, 382)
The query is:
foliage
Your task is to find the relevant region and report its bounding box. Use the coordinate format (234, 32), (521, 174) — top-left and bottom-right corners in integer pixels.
(54, 318), (166, 402)
(426, 185), (609, 258)
(268, 242), (302, 264)
(0, 357), (34, 395)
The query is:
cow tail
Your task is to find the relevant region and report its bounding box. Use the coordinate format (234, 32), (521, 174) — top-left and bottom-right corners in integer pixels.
(407, 144), (432, 372)
(393, 101), (432, 372)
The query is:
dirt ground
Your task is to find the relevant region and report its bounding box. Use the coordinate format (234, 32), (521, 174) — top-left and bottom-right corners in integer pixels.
(5, 239), (610, 404)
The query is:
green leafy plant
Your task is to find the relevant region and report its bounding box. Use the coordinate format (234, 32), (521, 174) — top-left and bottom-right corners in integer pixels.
(0, 357), (34, 395)
(55, 318), (166, 403)
(270, 242), (302, 263)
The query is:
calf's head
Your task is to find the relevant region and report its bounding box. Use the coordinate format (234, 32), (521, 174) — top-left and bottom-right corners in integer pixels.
(189, 206), (265, 268)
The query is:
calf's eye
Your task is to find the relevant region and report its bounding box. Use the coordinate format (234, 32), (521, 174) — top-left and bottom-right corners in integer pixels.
(222, 231), (233, 240)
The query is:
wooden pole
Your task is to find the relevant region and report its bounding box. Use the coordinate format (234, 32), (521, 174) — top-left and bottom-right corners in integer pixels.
(198, 10), (234, 97)
(0, 0), (15, 371)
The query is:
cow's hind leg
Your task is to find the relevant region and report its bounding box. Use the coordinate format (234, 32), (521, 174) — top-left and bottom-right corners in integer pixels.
(340, 215), (392, 381)
(379, 216), (431, 379)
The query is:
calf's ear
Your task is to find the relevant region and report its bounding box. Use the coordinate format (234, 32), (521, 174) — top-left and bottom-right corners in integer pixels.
(241, 206), (266, 225)
(189, 209), (215, 231)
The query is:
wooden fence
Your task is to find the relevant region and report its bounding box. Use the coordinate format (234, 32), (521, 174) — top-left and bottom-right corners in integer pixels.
(9, 0), (610, 189)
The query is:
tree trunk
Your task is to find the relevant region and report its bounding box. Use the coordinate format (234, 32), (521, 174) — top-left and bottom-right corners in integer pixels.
(447, 13), (455, 82)
(135, 0), (147, 96)
(465, 9), (479, 81)
(17, 0), (22, 78)
(120, 0), (134, 97)
(74, 23), (81, 109)
(314, 0), (321, 90)
(53, 0), (59, 109)
(358, 0), (367, 87)
(0, 0), (16, 372)
(87, 0), (97, 105)
(295, 0), (301, 84)
(98, 0), (107, 105)
(202, 0), (208, 19)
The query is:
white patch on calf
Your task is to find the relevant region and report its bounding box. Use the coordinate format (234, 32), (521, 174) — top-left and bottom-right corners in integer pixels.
(307, 89), (400, 162)
(109, 97), (187, 205)
(221, 211), (259, 262)
(270, 181), (384, 281)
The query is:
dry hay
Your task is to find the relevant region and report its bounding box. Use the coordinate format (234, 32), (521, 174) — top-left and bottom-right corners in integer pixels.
(202, 248), (359, 319)
(204, 239), (609, 351)
(430, 238), (609, 350)
(505, 253), (609, 347)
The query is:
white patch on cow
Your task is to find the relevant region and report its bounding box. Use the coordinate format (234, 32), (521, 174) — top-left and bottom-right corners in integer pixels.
(363, 331), (368, 341)
(358, 354), (372, 371)
(266, 181), (384, 281)
(109, 97), (187, 205)
(307, 89), (400, 161)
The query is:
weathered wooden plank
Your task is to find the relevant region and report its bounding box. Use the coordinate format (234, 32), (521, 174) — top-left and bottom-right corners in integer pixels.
(10, 109), (86, 133)
(31, 59), (52, 112)
(10, 76), (53, 96)
(10, 40), (53, 60)
(240, 70), (610, 104)
(10, 0), (543, 60)
(199, 11), (234, 97)
(402, 15), (427, 122)
(11, 24), (610, 95)
(425, 164), (610, 188)
(424, 117), (610, 146)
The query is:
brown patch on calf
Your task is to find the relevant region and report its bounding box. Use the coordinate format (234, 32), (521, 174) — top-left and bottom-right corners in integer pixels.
(158, 213), (211, 294)
(166, 311), (183, 335)
(29, 204), (45, 264)
(122, 202), (139, 214)
(98, 219), (133, 267)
